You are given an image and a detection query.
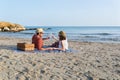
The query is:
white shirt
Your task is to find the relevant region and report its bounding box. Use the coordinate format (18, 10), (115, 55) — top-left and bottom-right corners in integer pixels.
(58, 39), (68, 50)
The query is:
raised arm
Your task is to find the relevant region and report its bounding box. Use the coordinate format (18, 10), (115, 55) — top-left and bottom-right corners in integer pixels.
(52, 34), (59, 41)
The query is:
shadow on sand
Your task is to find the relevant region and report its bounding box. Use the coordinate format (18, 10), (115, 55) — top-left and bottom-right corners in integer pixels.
(0, 45), (17, 50)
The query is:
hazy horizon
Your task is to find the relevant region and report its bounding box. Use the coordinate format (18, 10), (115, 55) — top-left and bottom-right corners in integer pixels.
(24, 25), (120, 28)
(0, 0), (120, 26)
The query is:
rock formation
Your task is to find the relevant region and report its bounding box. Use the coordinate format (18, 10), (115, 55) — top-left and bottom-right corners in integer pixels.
(0, 21), (25, 32)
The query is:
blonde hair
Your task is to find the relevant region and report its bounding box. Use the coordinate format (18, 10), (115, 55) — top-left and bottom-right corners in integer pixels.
(59, 31), (66, 40)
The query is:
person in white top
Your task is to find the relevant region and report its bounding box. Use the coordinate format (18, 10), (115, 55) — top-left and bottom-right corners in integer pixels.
(52, 31), (68, 51)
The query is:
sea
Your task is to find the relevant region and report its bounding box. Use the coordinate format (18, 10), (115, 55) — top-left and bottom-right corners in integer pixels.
(0, 26), (120, 43)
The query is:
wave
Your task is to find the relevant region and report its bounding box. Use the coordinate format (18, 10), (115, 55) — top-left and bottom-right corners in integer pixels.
(19, 32), (34, 34)
(100, 38), (120, 41)
(96, 33), (112, 35)
(66, 33), (113, 35)
(19, 32), (114, 37)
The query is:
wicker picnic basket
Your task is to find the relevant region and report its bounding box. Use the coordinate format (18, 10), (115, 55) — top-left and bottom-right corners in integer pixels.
(17, 43), (34, 51)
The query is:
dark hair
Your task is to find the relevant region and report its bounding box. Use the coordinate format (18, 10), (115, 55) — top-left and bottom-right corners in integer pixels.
(37, 33), (39, 35)
(59, 31), (66, 40)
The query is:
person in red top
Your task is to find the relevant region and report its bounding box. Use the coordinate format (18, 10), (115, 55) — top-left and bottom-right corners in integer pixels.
(32, 28), (52, 50)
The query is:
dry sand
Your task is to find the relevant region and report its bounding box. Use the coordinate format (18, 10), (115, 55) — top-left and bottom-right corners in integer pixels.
(0, 36), (120, 80)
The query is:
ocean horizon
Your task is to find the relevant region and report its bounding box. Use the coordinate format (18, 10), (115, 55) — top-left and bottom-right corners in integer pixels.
(0, 26), (120, 43)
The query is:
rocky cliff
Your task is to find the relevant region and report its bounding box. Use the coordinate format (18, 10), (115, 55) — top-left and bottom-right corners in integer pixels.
(0, 21), (25, 32)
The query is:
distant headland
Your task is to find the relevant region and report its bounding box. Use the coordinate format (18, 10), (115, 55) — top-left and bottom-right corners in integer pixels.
(0, 21), (25, 32)
(0, 21), (52, 32)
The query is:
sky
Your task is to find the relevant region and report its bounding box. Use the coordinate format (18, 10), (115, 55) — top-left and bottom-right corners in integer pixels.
(0, 0), (120, 26)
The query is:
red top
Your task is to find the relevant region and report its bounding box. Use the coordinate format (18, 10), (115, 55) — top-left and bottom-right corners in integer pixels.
(32, 34), (43, 50)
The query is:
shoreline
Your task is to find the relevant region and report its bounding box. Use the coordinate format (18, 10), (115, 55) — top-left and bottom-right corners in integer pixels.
(1, 30), (120, 43)
(0, 36), (120, 79)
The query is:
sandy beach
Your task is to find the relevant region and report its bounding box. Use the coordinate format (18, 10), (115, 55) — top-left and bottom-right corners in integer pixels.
(0, 36), (120, 80)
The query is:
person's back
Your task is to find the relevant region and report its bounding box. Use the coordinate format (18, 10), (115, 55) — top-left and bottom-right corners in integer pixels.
(32, 34), (37, 46)
(32, 34), (43, 50)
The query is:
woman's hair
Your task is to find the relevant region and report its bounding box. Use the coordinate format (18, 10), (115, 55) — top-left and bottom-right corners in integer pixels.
(59, 31), (66, 40)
